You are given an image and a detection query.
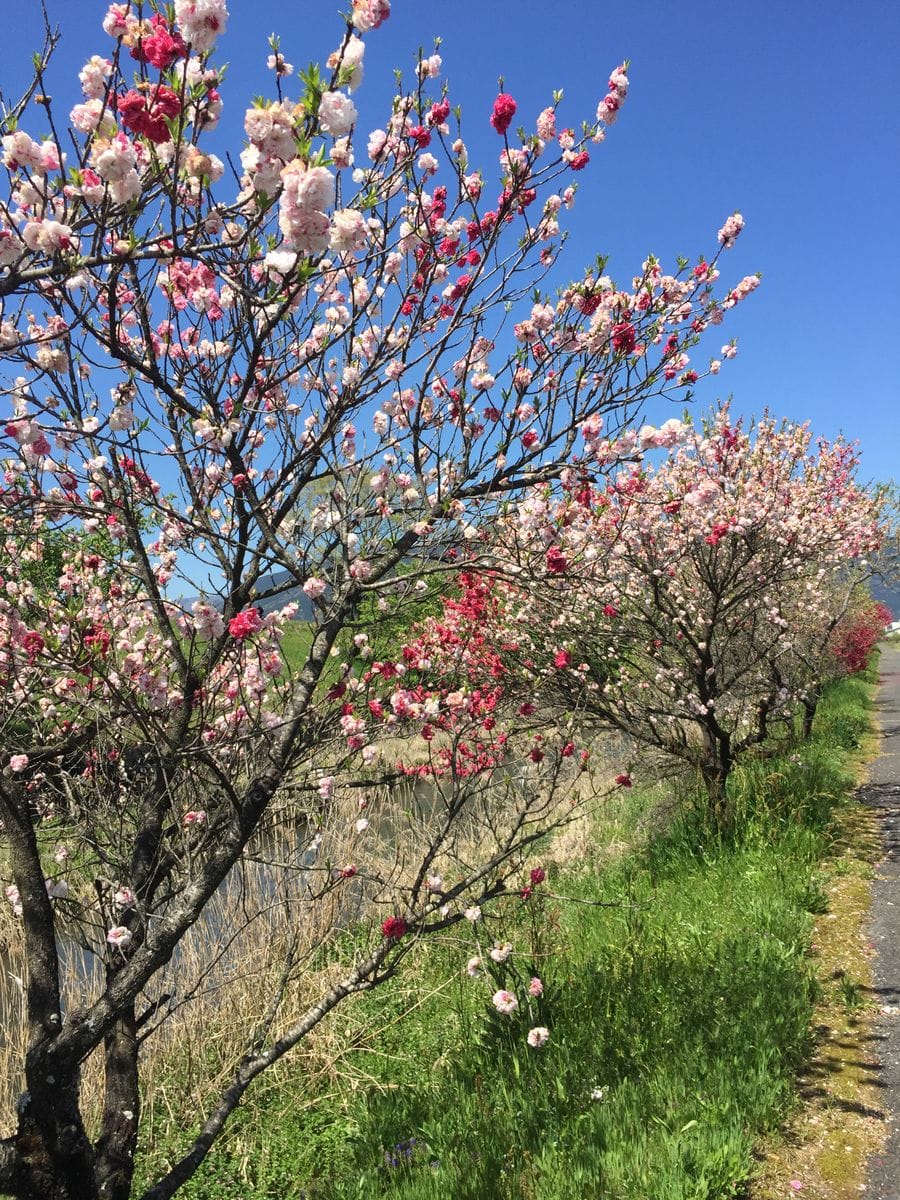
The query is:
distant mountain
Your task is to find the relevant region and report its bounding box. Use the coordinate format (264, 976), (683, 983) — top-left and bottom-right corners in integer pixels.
(871, 545), (900, 619)
(248, 571), (316, 619)
(871, 577), (899, 619)
(178, 571), (315, 620)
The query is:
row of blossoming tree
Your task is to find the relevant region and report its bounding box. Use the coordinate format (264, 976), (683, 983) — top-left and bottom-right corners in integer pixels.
(0, 1), (887, 1197)
(472, 407), (887, 816)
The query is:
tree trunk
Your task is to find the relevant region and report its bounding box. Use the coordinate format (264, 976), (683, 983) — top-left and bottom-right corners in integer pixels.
(0, 785), (98, 1198)
(699, 724), (733, 828)
(16, 1052), (97, 1200)
(801, 694), (819, 741)
(95, 1006), (140, 1200)
(700, 763), (730, 827)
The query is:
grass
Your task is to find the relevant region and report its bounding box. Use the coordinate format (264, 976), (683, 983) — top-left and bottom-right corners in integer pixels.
(277, 619), (315, 670)
(132, 666), (879, 1200)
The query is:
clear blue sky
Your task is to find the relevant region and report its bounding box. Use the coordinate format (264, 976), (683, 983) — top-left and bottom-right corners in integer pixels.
(3, 0), (898, 482)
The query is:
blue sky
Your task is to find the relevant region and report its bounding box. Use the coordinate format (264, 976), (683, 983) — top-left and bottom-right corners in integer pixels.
(3, 0), (898, 482)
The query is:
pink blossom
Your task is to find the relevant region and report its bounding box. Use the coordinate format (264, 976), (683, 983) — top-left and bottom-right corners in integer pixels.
(717, 212), (745, 249)
(302, 577), (328, 600)
(318, 92), (358, 138)
(106, 925), (133, 949)
(279, 162), (334, 255)
(466, 955), (483, 977)
(267, 52), (294, 77)
(183, 810), (207, 826)
(117, 86), (181, 145)
(2, 131), (41, 172)
(8, 755), (29, 773)
(490, 94), (517, 136)
(131, 14), (187, 70)
(228, 608), (263, 640)
(318, 774), (336, 800)
(528, 976), (544, 997)
(21, 220), (76, 255)
(418, 53), (442, 78)
(78, 55), (112, 99)
(608, 65), (630, 97)
(102, 4), (134, 38)
(367, 128), (388, 160)
(192, 600), (225, 640)
(536, 107), (556, 141)
(174, 0), (228, 52)
(330, 208), (368, 254)
(331, 137), (353, 168)
(328, 34), (365, 91)
(527, 1025), (550, 1048)
(351, 0), (390, 32)
(381, 915), (407, 939)
(492, 989), (519, 1015)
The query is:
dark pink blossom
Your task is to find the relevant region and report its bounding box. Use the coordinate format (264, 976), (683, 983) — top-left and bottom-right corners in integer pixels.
(611, 321), (637, 355)
(228, 608), (263, 640)
(131, 15), (187, 70)
(117, 86), (181, 144)
(490, 93), (517, 136)
(381, 915), (407, 940)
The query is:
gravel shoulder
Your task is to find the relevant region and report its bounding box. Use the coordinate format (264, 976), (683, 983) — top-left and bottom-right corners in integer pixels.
(865, 643), (900, 1199)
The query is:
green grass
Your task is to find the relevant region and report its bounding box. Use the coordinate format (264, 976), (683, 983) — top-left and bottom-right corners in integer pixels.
(134, 668), (876, 1200)
(278, 620), (315, 670)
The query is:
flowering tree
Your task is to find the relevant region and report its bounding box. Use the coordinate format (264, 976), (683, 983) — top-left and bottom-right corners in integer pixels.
(481, 407), (884, 818)
(0, 2), (756, 1196)
(830, 597), (892, 677)
(769, 574), (889, 740)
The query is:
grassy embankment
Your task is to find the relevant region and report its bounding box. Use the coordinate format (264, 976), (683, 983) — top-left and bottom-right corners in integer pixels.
(135, 666), (878, 1200)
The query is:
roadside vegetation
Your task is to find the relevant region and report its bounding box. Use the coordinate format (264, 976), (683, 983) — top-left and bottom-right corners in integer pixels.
(132, 667), (878, 1200)
(0, 0), (892, 1192)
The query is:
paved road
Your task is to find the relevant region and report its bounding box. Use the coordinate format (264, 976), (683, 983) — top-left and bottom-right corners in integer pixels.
(865, 644), (900, 1199)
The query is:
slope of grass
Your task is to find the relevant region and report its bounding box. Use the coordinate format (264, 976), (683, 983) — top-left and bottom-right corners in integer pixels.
(135, 669), (876, 1200)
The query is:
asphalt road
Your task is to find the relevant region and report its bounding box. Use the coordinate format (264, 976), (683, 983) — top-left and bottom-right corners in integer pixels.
(865, 644), (900, 1199)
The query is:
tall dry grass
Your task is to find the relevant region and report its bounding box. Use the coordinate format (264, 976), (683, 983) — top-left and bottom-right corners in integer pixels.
(0, 742), (634, 1152)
